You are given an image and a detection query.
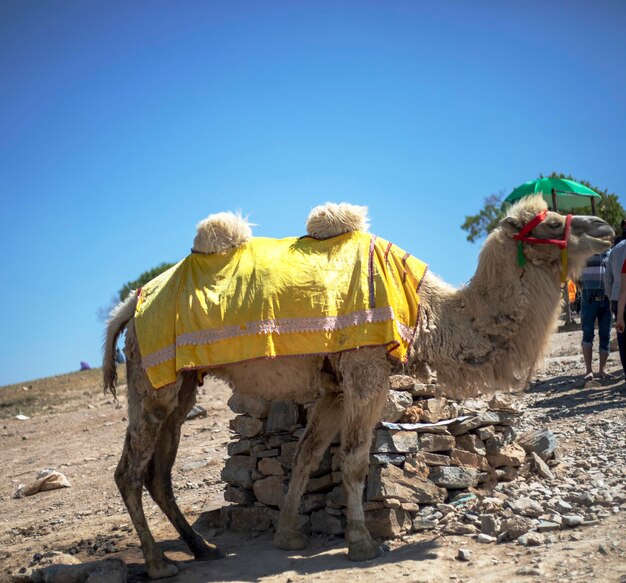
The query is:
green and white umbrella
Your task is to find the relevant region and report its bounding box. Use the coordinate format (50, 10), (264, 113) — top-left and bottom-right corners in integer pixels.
(504, 177), (601, 213)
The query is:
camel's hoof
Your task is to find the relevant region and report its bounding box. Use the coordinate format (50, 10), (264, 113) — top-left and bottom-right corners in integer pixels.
(147, 561), (180, 579)
(194, 542), (224, 561)
(274, 529), (308, 550)
(347, 538), (385, 562)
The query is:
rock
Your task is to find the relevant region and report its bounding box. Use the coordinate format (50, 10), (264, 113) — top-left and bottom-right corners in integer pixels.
(510, 497), (544, 517)
(224, 485), (256, 505)
(502, 516), (534, 539)
(30, 558), (127, 583)
(305, 473), (335, 493)
(476, 426), (496, 441)
(253, 476), (287, 507)
(389, 375), (416, 391)
(455, 434), (487, 456)
(444, 521), (478, 535)
(258, 457), (284, 476)
(381, 391), (414, 422)
(537, 520), (561, 532)
(518, 531), (545, 546)
(410, 383), (438, 397)
(420, 397), (449, 423)
(449, 411), (516, 435)
(327, 484), (348, 507)
(517, 429), (558, 461)
(228, 506), (273, 531)
(480, 514), (500, 537)
(365, 507), (408, 538)
(556, 499), (573, 513)
(488, 393), (520, 413)
(412, 517), (438, 531)
(266, 401), (300, 433)
(370, 453), (406, 465)
(495, 466), (519, 481)
(372, 429), (419, 454)
(228, 393), (270, 419)
(367, 461), (446, 504)
(279, 441), (299, 469)
(251, 448), (281, 458)
(419, 433), (456, 452)
(231, 415), (265, 438)
(428, 466), (479, 489)
(185, 404), (207, 420)
(476, 533), (496, 543)
(300, 493), (327, 513)
(562, 514), (584, 527)
(416, 452), (452, 466)
(487, 443), (526, 468)
(450, 448), (491, 471)
(530, 451), (554, 479)
(221, 455), (257, 489)
(311, 509), (345, 535)
(457, 548), (472, 561)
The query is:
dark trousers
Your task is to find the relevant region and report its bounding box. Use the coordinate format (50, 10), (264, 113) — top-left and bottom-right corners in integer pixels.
(611, 301), (626, 376)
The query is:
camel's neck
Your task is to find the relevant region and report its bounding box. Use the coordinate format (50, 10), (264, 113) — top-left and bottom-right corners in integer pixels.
(415, 231), (563, 396)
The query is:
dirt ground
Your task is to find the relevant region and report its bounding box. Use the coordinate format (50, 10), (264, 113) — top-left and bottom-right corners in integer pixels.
(1, 328), (625, 583)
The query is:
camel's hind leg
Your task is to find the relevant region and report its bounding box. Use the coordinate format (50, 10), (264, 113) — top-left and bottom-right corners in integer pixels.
(275, 391), (342, 550)
(338, 349), (389, 561)
(115, 325), (180, 579)
(144, 373), (223, 561)
(116, 394), (179, 578)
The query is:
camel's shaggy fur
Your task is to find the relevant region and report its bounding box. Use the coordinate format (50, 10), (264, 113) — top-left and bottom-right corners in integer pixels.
(306, 202), (369, 239)
(192, 211), (252, 254)
(103, 196), (613, 579)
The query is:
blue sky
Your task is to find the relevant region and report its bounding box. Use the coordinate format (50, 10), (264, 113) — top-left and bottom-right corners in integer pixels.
(1, 1), (625, 386)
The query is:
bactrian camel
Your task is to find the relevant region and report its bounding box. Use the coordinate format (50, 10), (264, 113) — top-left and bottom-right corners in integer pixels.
(103, 195), (612, 578)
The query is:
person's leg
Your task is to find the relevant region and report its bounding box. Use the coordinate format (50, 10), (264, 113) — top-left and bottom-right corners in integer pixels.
(581, 294), (597, 378)
(611, 301), (626, 377)
(598, 300), (612, 377)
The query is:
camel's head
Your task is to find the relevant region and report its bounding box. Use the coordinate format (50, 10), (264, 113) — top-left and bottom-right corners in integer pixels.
(500, 195), (614, 274)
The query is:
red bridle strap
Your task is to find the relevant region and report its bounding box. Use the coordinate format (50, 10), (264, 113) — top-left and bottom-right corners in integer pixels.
(512, 211), (572, 282)
(513, 210), (572, 249)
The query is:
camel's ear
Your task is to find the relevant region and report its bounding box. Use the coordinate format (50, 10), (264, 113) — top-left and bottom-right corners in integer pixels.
(499, 216), (522, 234)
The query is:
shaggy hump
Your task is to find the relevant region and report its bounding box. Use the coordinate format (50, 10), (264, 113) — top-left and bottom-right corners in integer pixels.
(192, 211), (252, 254)
(306, 202), (369, 239)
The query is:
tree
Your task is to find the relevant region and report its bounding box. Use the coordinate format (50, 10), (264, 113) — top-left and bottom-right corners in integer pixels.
(116, 262), (176, 302)
(97, 261), (176, 322)
(461, 173), (625, 242)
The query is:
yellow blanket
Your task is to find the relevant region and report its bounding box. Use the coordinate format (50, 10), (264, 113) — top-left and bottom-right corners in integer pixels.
(135, 232), (427, 388)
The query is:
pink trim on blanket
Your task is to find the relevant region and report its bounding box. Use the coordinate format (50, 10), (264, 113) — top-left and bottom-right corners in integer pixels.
(142, 344), (177, 369)
(141, 305), (397, 370)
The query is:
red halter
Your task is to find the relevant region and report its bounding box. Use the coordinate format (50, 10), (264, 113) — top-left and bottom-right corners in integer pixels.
(512, 210), (572, 282)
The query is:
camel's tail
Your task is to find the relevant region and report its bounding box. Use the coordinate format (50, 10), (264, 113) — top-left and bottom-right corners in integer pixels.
(306, 202), (369, 239)
(102, 293), (138, 399)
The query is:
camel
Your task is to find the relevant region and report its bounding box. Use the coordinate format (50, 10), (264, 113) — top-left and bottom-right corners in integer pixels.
(103, 195), (612, 578)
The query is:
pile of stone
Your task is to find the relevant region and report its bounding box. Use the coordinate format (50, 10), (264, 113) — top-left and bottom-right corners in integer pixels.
(211, 375), (558, 539)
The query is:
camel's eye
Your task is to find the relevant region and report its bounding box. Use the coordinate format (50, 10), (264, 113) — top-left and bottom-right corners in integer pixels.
(547, 221), (562, 230)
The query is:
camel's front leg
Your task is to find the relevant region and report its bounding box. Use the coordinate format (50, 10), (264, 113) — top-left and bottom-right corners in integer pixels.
(275, 392), (342, 550)
(338, 350), (389, 561)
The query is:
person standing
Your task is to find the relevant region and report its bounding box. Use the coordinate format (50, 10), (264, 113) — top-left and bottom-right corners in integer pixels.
(614, 218), (626, 246)
(605, 238), (626, 376)
(580, 249), (612, 379)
